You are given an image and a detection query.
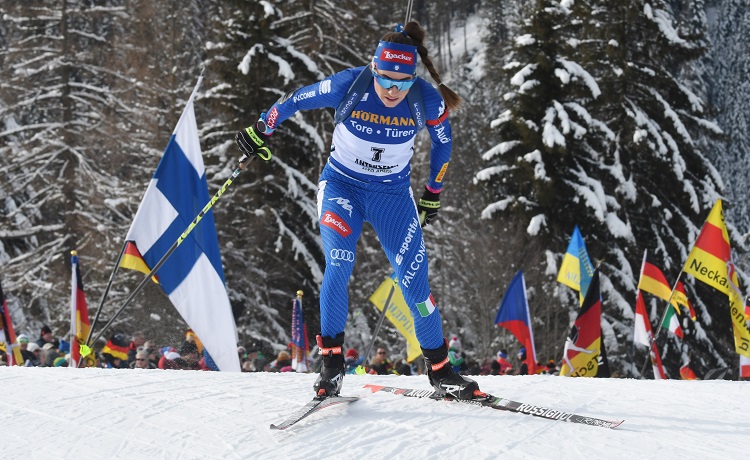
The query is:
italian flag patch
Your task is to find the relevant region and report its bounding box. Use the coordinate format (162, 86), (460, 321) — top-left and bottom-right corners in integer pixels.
(416, 293), (436, 317)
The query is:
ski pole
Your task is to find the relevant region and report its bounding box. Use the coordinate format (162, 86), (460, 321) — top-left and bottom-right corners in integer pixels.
(359, 276), (396, 370)
(89, 152), (260, 347)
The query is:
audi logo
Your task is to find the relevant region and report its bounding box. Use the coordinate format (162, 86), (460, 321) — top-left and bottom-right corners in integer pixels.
(330, 249), (355, 262)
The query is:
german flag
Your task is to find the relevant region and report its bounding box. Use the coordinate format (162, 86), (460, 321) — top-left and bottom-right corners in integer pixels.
(70, 251), (91, 367)
(120, 241), (158, 283)
(102, 333), (129, 361)
(560, 269), (608, 377)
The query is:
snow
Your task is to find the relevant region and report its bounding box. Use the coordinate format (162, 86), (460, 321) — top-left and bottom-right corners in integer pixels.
(2, 367), (748, 459)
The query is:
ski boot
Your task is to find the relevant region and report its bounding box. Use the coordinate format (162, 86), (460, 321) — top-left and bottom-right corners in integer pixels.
(313, 332), (346, 399)
(422, 342), (484, 400)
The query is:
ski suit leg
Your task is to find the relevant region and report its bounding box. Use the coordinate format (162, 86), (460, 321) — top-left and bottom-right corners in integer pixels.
(367, 184), (444, 350)
(317, 169), (364, 338)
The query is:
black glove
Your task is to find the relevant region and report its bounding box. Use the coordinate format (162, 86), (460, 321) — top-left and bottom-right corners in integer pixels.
(418, 188), (441, 227)
(235, 121), (272, 161)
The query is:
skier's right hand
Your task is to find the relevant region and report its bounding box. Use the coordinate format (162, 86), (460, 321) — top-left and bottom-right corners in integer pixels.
(236, 120), (272, 161)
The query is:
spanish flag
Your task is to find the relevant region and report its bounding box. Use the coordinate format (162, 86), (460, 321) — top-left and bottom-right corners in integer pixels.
(682, 199), (750, 358)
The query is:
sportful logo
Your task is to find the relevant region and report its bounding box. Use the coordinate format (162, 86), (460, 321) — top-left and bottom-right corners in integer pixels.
(330, 249), (354, 262)
(381, 49), (415, 65)
(321, 211), (351, 237)
(395, 217), (419, 265)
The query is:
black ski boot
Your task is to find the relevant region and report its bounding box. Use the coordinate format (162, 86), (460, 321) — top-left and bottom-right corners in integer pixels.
(422, 342), (484, 400)
(313, 332), (346, 398)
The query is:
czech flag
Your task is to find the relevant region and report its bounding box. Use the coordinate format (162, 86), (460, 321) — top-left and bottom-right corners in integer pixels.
(495, 270), (537, 374)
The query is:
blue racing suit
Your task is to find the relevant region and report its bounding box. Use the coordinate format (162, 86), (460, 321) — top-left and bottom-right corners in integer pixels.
(262, 66), (452, 350)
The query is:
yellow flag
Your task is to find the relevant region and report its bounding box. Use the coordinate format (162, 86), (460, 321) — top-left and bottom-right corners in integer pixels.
(368, 275), (422, 362)
(682, 200), (750, 358)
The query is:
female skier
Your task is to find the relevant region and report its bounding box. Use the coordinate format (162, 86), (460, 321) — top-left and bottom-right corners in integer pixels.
(236, 21), (482, 400)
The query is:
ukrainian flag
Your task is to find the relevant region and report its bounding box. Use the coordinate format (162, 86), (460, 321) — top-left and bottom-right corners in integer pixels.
(556, 226), (594, 305)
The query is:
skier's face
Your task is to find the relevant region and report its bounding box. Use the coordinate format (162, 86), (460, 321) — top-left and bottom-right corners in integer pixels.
(372, 64), (414, 108)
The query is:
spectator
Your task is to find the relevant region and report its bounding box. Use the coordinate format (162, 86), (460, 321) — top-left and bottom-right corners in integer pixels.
(25, 342), (42, 366)
(127, 331), (146, 365)
(271, 350), (293, 372)
(102, 333), (130, 369)
(176, 340), (201, 370)
(158, 348), (181, 370)
(493, 350), (513, 375)
(17, 334), (34, 365)
(447, 336), (466, 373)
(393, 358), (413, 376)
(36, 324), (59, 349)
(516, 347), (529, 375)
(53, 355), (69, 367)
(545, 359), (559, 375)
(130, 350), (155, 369)
(42, 343), (59, 367)
(344, 348), (362, 374)
(143, 341), (159, 367)
(369, 348), (392, 375)
(184, 328), (204, 354)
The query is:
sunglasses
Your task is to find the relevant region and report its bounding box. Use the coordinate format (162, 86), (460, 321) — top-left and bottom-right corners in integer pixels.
(377, 351), (386, 355)
(372, 69), (416, 91)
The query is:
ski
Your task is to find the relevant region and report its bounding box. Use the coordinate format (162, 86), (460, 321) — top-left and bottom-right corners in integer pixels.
(270, 396), (359, 431)
(363, 384), (623, 429)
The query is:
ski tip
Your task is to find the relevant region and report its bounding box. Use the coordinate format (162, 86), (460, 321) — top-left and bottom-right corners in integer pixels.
(363, 384), (384, 392)
(269, 424), (282, 431)
(610, 420), (625, 429)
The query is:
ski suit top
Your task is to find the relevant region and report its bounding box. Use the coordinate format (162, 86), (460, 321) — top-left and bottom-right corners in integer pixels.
(261, 66), (453, 193)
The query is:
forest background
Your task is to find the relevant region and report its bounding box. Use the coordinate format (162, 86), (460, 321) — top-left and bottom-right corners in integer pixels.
(2, 0), (749, 379)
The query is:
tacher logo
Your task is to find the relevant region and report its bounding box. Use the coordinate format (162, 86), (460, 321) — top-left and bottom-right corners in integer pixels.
(381, 49), (414, 65)
(321, 211), (351, 237)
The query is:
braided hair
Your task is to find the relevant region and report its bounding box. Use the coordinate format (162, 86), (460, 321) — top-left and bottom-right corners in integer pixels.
(379, 21), (462, 111)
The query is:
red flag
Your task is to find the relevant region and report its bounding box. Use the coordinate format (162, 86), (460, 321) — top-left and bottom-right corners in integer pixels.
(680, 362), (698, 380)
(741, 355), (750, 379)
(70, 251), (91, 367)
(1, 281), (24, 366)
(633, 291), (667, 379)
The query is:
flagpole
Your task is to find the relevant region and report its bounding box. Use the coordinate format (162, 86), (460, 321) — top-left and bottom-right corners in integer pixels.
(84, 64), (208, 346)
(630, 249), (648, 377)
(85, 241), (126, 347)
(638, 268), (684, 378)
(90, 152), (256, 347)
(361, 278), (397, 368)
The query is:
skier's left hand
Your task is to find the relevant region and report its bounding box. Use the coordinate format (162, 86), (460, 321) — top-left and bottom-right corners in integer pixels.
(418, 188), (441, 227)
